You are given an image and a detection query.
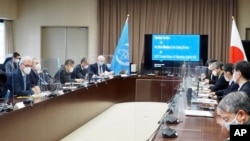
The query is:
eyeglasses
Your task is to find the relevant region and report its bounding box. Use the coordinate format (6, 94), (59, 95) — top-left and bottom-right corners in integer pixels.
(221, 112), (239, 122)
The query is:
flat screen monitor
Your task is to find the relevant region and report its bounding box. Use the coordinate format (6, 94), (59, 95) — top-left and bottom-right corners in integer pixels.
(144, 34), (208, 70)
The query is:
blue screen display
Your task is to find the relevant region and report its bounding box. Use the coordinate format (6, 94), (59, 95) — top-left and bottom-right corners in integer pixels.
(152, 34), (200, 61)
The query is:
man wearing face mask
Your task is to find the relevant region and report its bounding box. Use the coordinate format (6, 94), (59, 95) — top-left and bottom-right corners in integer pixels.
(88, 55), (113, 76)
(4, 52), (21, 76)
(204, 58), (218, 84)
(30, 58), (48, 86)
(233, 60), (250, 95)
(6, 56), (41, 97)
(217, 91), (250, 141)
(71, 57), (89, 79)
(208, 61), (229, 92)
(209, 63), (239, 100)
(54, 59), (83, 84)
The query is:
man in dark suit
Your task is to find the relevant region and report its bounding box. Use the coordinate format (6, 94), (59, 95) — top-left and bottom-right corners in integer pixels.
(209, 63), (239, 100)
(208, 61), (229, 92)
(6, 56), (40, 97)
(88, 55), (113, 76)
(4, 52), (21, 76)
(217, 91), (250, 141)
(233, 60), (250, 95)
(29, 58), (40, 87)
(54, 59), (83, 84)
(204, 58), (218, 84)
(71, 57), (89, 79)
(30, 58), (49, 87)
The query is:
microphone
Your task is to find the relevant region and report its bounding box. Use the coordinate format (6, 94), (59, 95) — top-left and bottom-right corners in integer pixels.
(146, 107), (178, 141)
(196, 81), (200, 96)
(37, 74), (48, 85)
(161, 113), (178, 138)
(43, 68), (53, 79)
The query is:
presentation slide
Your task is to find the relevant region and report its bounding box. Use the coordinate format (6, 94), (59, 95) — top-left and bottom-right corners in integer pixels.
(152, 35), (200, 61)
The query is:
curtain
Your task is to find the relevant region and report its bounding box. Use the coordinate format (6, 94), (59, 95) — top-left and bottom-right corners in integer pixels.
(4, 20), (14, 56)
(98, 0), (237, 71)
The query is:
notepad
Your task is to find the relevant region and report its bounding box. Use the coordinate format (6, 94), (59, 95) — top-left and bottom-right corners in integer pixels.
(192, 98), (218, 105)
(197, 93), (210, 98)
(184, 109), (214, 118)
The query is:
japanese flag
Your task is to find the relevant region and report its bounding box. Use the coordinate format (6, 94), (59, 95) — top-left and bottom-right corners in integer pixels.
(229, 18), (247, 63)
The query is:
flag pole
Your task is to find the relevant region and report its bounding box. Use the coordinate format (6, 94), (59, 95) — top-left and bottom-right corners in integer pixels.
(110, 14), (130, 75)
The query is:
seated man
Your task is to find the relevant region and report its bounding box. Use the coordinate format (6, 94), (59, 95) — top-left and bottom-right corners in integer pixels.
(204, 58), (218, 84)
(54, 59), (83, 84)
(4, 52), (21, 76)
(209, 63), (239, 100)
(88, 55), (113, 76)
(233, 60), (250, 95)
(208, 61), (228, 92)
(217, 91), (250, 141)
(30, 58), (48, 86)
(71, 57), (89, 79)
(6, 56), (41, 97)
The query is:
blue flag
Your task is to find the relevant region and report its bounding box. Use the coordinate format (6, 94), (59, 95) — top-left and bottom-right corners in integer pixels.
(110, 17), (130, 75)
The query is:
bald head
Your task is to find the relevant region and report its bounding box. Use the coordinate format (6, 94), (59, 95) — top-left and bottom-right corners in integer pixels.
(97, 55), (105, 62)
(97, 55), (106, 66)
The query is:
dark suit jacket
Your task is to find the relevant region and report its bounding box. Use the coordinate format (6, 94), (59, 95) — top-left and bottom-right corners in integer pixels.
(239, 81), (250, 96)
(215, 81), (239, 97)
(29, 69), (39, 87)
(71, 64), (88, 79)
(6, 68), (34, 96)
(88, 63), (111, 76)
(205, 69), (218, 84)
(209, 72), (229, 92)
(54, 67), (76, 84)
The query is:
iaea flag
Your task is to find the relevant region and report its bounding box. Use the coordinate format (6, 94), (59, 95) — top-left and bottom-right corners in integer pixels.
(229, 18), (247, 63)
(110, 17), (130, 75)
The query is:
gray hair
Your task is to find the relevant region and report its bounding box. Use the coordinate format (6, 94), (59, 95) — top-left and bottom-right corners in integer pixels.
(217, 91), (250, 114)
(97, 55), (105, 61)
(210, 61), (223, 70)
(19, 56), (32, 65)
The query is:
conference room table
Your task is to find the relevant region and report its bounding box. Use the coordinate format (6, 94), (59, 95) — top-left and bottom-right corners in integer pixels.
(0, 75), (228, 141)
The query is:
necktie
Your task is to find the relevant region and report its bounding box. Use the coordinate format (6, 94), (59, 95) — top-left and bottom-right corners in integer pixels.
(23, 75), (26, 91)
(99, 66), (103, 74)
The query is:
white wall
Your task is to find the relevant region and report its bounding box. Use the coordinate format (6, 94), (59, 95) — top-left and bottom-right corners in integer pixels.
(13, 0), (98, 63)
(0, 0), (17, 20)
(238, 0), (250, 40)
(9, 0), (250, 63)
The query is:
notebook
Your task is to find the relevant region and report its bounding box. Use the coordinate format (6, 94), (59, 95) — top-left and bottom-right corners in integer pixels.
(184, 109), (214, 118)
(191, 98), (218, 105)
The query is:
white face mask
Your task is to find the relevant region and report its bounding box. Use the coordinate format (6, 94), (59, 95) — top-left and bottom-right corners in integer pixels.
(84, 65), (88, 69)
(15, 59), (19, 63)
(208, 65), (212, 70)
(98, 62), (104, 66)
(23, 67), (31, 74)
(224, 112), (240, 131)
(35, 64), (41, 71)
(212, 70), (218, 76)
(69, 67), (74, 73)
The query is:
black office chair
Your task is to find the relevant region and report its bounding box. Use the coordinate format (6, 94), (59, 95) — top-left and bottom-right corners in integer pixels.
(2, 57), (12, 72)
(0, 70), (7, 98)
(0, 64), (4, 71)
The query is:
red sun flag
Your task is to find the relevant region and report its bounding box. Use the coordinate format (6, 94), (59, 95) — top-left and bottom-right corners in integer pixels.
(229, 18), (247, 64)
